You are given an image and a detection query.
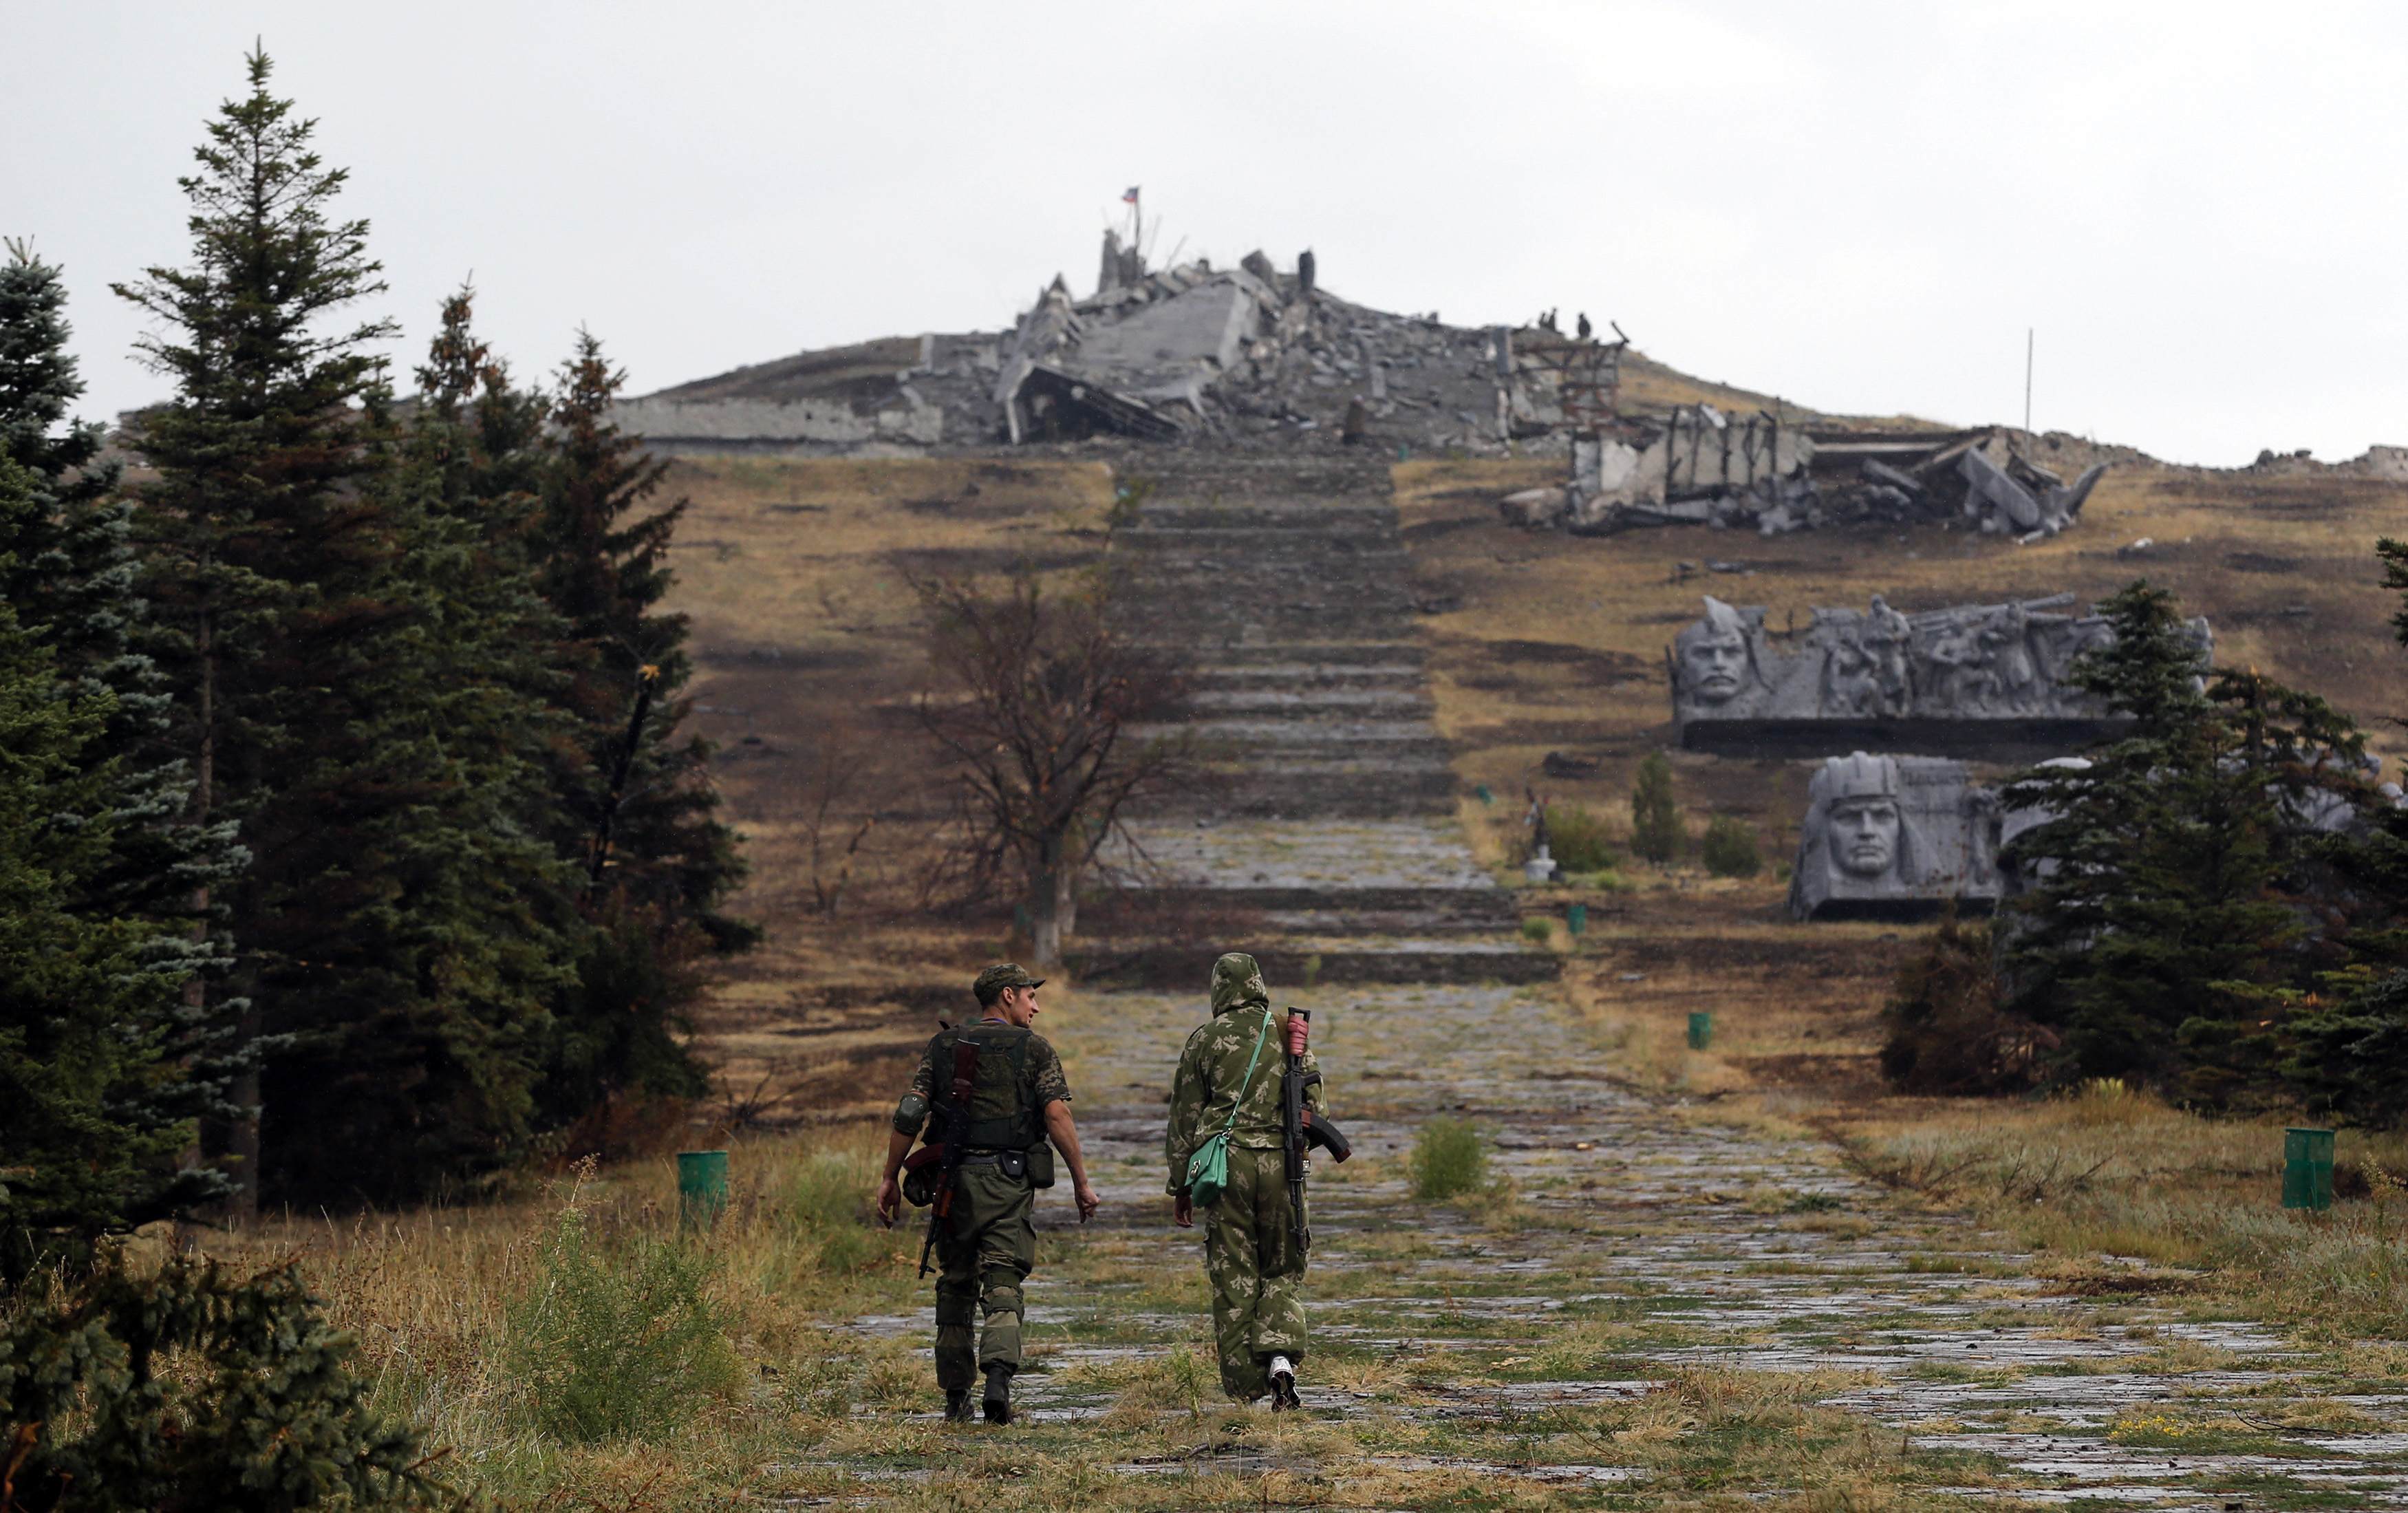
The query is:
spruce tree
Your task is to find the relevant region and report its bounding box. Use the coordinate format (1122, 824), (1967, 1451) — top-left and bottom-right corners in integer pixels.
(0, 242), (241, 932)
(113, 47), (400, 1210)
(1630, 751), (1684, 864)
(2289, 537), (2408, 1126)
(2001, 581), (2360, 1102)
(0, 455), (224, 1284)
(530, 332), (751, 1117)
(0, 250), (237, 1279)
(115, 50), (582, 1203)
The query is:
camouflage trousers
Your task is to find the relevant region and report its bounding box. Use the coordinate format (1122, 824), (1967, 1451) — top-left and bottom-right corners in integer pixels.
(930, 1164), (1036, 1391)
(1202, 1146), (1307, 1401)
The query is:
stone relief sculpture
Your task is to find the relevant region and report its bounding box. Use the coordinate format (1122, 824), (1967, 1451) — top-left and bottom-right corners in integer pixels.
(1668, 593), (2211, 756)
(1787, 752), (2001, 921)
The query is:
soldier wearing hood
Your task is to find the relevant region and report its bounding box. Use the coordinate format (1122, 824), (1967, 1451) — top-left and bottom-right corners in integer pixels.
(1165, 953), (1330, 1409)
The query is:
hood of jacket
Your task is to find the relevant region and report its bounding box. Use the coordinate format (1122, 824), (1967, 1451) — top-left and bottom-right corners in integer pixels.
(1210, 952), (1269, 1016)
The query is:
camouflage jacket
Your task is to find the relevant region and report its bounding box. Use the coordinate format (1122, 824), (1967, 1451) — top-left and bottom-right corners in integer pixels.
(1165, 1000), (1327, 1193)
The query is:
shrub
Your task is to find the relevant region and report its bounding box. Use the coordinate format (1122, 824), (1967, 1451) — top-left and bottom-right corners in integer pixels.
(782, 1148), (883, 1274)
(1520, 916), (1553, 943)
(1630, 753), (1685, 863)
(501, 1192), (740, 1442)
(1410, 1117), (1487, 1201)
(1700, 814), (1761, 877)
(1543, 803), (1617, 872)
(0, 1256), (451, 1510)
(1880, 912), (2052, 1094)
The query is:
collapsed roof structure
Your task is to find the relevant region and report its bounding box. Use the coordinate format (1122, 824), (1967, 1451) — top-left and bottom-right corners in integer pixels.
(605, 222), (2110, 546)
(611, 234), (1545, 456)
(1501, 417), (2106, 539)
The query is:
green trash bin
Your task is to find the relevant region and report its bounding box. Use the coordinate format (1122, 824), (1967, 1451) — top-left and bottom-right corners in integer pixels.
(2283, 1128), (2335, 1212)
(1567, 903), (1587, 937)
(678, 1149), (730, 1230)
(1687, 1011), (1714, 1051)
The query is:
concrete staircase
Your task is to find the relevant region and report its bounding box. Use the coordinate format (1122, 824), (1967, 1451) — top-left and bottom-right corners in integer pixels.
(1071, 455), (1552, 988)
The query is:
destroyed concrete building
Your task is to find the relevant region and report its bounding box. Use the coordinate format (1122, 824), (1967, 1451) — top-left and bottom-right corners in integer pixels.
(610, 233), (1534, 457)
(605, 219), (2116, 546)
(1667, 592), (2213, 759)
(1501, 415), (2105, 539)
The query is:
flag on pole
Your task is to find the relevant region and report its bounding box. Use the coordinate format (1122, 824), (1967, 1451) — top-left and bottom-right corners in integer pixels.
(1121, 186), (1141, 204)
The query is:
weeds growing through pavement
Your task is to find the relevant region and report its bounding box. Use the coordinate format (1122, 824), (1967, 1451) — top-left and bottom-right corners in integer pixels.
(1410, 1116), (1487, 1201)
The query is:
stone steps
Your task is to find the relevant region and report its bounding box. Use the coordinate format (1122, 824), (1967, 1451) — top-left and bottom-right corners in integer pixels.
(1093, 460), (1544, 984)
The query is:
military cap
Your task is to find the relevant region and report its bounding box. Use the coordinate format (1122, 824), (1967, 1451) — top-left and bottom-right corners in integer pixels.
(973, 961), (1045, 1003)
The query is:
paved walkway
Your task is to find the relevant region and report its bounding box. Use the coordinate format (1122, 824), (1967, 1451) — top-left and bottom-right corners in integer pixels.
(848, 458), (2406, 1510)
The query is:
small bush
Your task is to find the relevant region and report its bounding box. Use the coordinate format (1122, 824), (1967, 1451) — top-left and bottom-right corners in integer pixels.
(1880, 912), (2051, 1094)
(1117, 1344), (1210, 1415)
(1630, 753), (1685, 864)
(0, 1256), (451, 1510)
(501, 1191), (740, 1442)
(1542, 803), (1618, 872)
(1700, 814), (1761, 878)
(1410, 1117), (1488, 1201)
(1520, 916), (1553, 943)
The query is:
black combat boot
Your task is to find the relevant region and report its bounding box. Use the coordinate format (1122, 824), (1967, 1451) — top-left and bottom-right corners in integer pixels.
(981, 1364), (1013, 1425)
(944, 1388), (976, 1422)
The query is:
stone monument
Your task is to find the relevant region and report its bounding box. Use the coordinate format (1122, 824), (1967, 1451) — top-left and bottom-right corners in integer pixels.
(1787, 752), (2001, 921)
(1668, 594), (2211, 760)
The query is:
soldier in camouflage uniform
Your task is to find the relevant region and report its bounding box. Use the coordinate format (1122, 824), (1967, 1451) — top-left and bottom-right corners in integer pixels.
(877, 964), (1100, 1424)
(1165, 952), (1327, 1408)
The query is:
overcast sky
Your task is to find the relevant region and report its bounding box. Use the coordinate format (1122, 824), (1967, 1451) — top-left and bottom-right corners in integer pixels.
(8, 1), (2402, 466)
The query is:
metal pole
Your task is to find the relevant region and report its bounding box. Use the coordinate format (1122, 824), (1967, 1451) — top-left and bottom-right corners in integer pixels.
(2024, 328), (2034, 436)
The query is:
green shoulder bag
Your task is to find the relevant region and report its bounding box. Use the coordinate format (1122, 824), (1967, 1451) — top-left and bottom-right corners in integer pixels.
(1183, 1007), (1274, 1208)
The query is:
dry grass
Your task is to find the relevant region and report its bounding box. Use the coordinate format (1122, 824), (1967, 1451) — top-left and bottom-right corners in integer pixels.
(186, 1125), (928, 1507)
(1397, 455), (2408, 851)
(1395, 450), (2408, 1347)
(1831, 1082), (2408, 1338)
(658, 455), (1119, 1122)
(157, 1115), (2011, 1508)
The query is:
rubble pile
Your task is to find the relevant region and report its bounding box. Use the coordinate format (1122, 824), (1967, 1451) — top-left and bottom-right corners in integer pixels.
(615, 235), (1534, 456)
(1501, 416), (2106, 540)
(989, 246), (1518, 453)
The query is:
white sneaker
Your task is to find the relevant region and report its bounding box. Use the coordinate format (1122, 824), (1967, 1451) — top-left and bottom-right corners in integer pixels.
(1267, 1355), (1298, 1411)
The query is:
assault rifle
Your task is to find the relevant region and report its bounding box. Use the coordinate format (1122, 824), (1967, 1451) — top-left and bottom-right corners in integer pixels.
(1280, 1008), (1351, 1254)
(907, 1036), (981, 1278)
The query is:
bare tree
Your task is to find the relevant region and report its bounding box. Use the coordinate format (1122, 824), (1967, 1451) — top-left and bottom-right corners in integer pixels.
(796, 723), (879, 916)
(913, 565), (1193, 967)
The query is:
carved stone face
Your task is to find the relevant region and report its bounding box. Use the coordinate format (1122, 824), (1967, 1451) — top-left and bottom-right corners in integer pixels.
(1681, 631), (1749, 704)
(1827, 796), (1901, 878)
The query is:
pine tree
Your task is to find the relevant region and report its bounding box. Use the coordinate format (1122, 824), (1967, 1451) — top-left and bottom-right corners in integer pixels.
(0, 242), (241, 932)
(1630, 751), (1684, 864)
(114, 51), (588, 1203)
(530, 331), (751, 1118)
(0, 249), (237, 1280)
(2288, 537), (2408, 1126)
(0, 455), (224, 1285)
(112, 46), (401, 1210)
(2001, 581), (2361, 1102)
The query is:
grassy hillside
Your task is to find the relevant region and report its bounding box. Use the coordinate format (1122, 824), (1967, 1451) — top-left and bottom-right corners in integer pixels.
(658, 453), (1117, 1123)
(1391, 452), (2408, 1126)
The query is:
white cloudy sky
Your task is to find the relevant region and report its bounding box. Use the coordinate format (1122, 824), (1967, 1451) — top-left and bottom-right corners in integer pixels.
(9, 1), (2403, 465)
